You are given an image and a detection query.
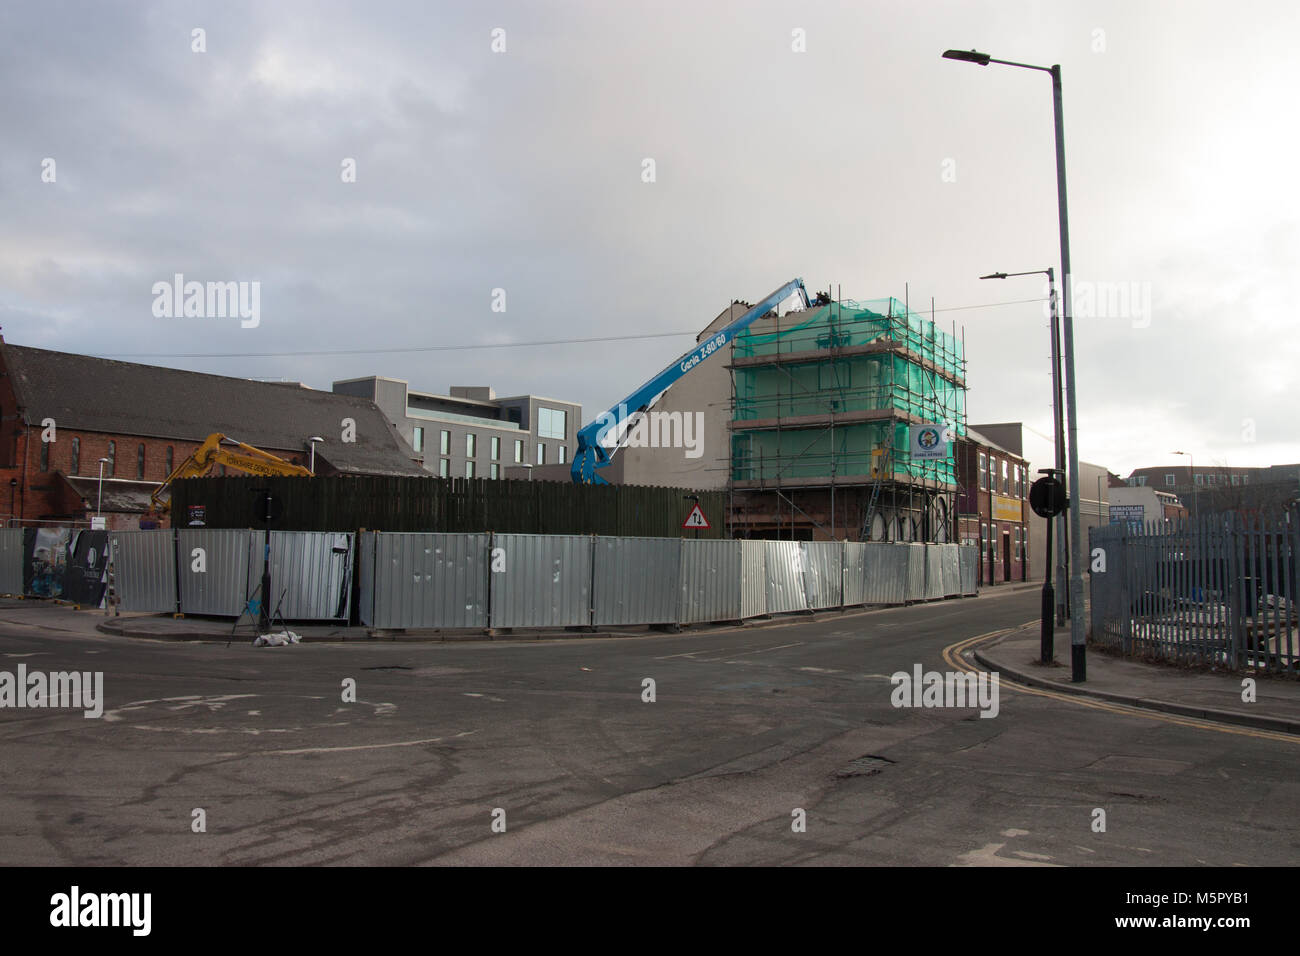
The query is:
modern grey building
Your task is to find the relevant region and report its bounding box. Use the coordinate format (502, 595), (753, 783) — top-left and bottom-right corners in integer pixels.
(332, 376), (581, 480)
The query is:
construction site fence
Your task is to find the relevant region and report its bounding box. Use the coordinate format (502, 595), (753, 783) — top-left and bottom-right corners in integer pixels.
(107, 529), (354, 621)
(14, 527), (978, 628)
(1089, 513), (1299, 673)
(356, 535), (978, 629)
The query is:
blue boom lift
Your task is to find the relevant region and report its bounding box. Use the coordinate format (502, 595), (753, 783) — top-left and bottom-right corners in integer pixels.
(571, 278), (810, 484)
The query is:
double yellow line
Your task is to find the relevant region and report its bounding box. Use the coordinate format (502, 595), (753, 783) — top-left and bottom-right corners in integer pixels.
(943, 625), (1299, 745)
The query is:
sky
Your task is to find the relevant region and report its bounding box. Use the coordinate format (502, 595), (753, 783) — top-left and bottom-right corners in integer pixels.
(3, 0), (1297, 478)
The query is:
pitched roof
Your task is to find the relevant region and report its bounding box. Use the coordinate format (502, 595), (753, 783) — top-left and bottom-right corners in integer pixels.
(4, 343), (424, 477)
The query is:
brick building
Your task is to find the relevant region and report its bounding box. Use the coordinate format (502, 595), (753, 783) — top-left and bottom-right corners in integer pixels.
(0, 338), (424, 529)
(955, 427), (1029, 585)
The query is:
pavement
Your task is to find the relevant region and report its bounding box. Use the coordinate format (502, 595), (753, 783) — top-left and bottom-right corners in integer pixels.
(976, 622), (1300, 735)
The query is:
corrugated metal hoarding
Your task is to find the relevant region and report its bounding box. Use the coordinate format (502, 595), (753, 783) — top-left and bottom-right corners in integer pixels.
(593, 536), (681, 626)
(246, 531), (354, 621)
(763, 541), (805, 614)
(680, 539), (742, 623)
(803, 541), (843, 610)
(490, 533), (591, 628)
(109, 530), (177, 612)
(924, 545), (945, 600)
(959, 544), (979, 594)
(843, 542), (866, 606)
(367, 532), (489, 629)
(0, 528), (25, 594)
(864, 543), (909, 605)
(740, 540), (767, 618)
(176, 529), (255, 616)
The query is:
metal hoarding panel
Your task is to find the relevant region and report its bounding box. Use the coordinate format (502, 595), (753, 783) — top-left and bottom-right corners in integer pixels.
(177, 529), (255, 616)
(679, 539), (742, 624)
(924, 546), (945, 600)
(489, 534), (591, 629)
(109, 530), (177, 613)
(740, 540), (767, 618)
(593, 536), (681, 626)
(764, 541), (806, 615)
(864, 543), (908, 605)
(940, 544), (961, 597)
(370, 533), (489, 629)
(959, 544), (978, 594)
(843, 542), (866, 606)
(803, 541), (842, 610)
(907, 544), (928, 601)
(248, 531), (354, 621)
(0, 528), (25, 594)
(358, 531), (376, 626)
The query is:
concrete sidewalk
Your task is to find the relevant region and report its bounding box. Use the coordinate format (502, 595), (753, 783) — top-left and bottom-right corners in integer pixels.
(975, 623), (1300, 735)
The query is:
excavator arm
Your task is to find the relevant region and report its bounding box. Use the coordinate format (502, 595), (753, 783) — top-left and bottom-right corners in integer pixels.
(149, 433), (313, 513)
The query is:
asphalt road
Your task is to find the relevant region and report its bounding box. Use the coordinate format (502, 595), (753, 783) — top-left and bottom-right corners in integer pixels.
(0, 590), (1294, 866)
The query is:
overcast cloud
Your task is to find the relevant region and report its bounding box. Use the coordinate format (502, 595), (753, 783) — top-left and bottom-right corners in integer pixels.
(2, 0), (1297, 477)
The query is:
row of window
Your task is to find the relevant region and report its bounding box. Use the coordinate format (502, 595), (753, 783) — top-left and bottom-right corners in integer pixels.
(979, 522), (1024, 561)
(44, 437), (176, 480)
(977, 452), (1025, 497)
(413, 427), (567, 472)
(1142, 473), (1248, 488)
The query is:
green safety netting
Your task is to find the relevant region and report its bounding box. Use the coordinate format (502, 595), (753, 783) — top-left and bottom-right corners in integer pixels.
(730, 296), (965, 484)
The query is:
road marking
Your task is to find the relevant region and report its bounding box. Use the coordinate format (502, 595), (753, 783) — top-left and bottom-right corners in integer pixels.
(253, 729), (477, 756)
(943, 626), (1300, 746)
(750, 642), (805, 654)
(798, 666), (842, 674)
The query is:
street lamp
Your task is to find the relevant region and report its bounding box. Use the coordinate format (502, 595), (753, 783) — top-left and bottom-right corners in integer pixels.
(306, 436), (325, 475)
(981, 268), (1068, 625)
(1172, 450), (1196, 519)
(945, 46), (1087, 682)
(96, 457), (110, 517)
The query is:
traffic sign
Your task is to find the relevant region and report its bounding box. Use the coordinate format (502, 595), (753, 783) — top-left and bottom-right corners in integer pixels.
(1029, 476), (1067, 518)
(683, 504), (710, 529)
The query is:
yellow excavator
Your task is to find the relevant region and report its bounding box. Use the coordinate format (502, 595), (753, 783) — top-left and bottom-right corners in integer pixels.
(148, 433), (313, 515)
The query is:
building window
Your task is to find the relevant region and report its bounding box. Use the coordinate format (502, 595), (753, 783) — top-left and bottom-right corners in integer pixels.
(466, 433), (476, 458)
(490, 463), (499, 479)
(440, 430), (450, 455)
(465, 460), (475, 479)
(491, 436), (500, 460)
(70, 437), (80, 475)
(412, 427), (424, 453)
(1000, 460), (1008, 494)
(980, 523), (988, 553)
(39, 439), (49, 473)
(1014, 527), (1021, 560)
(537, 443), (545, 465)
(1195, 473), (1203, 486)
(1165, 474), (1175, 487)
(1014, 465), (1022, 498)
(439, 458), (449, 477)
(106, 441), (115, 477)
(514, 440), (523, 463)
(1241, 475), (1249, 486)
(1137, 476), (1147, 486)
(559, 445), (567, 465)
(137, 443), (146, 479)
(538, 407), (566, 440)
(978, 453), (987, 491)
(990, 523), (998, 559)
(165, 446), (174, 476)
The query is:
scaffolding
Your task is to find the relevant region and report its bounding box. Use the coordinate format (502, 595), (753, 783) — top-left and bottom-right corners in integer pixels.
(727, 296), (967, 541)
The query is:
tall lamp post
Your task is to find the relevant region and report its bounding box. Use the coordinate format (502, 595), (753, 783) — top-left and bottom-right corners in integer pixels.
(1172, 450), (1196, 519)
(980, 268), (1068, 624)
(944, 47), (1087, 681)
(96, 457), (110, 517)
(307, 436), (325, 475)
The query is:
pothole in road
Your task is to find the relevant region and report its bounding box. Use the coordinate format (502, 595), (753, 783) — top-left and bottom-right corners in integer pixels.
(835, 754), (895, 778)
